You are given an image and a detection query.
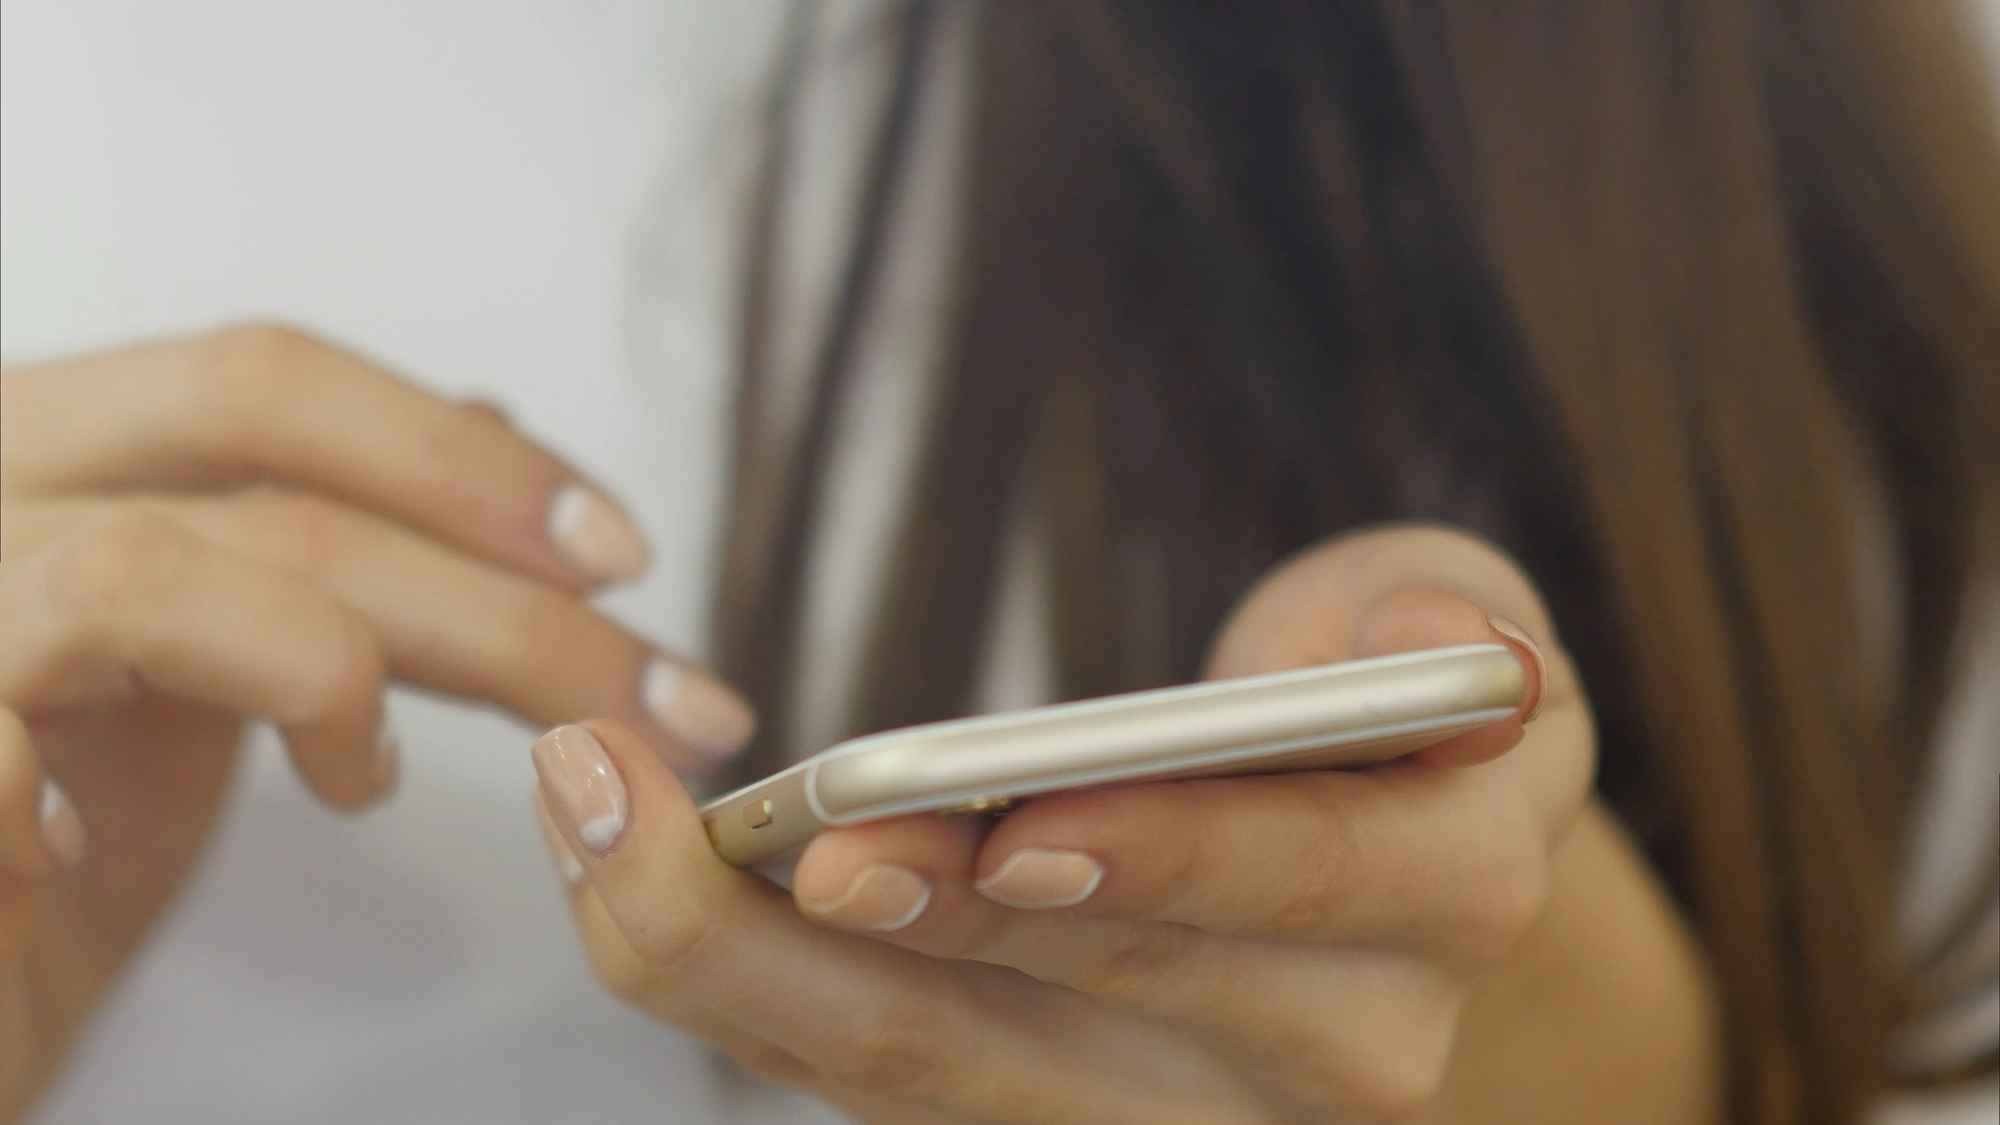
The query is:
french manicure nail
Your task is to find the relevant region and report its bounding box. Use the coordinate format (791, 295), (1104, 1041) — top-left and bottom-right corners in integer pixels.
(1487, 615), (1546, 722)
(547, 484), (652, 583)
(800, 864), (933, 932)
(531, 725), (629, 855)
(643, 658), (757, 760)
(533, 796), (586, 886)
(39, 780), (86, 868)
(975, 849), (1103, 910)
(544, 821), (586, 885)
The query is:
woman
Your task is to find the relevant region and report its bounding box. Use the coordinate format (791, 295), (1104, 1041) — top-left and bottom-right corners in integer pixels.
(3, 1), (1996, 1122)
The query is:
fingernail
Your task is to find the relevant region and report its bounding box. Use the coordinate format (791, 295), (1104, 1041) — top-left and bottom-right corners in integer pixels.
(534, 798), (587, 886)
(1487, 615), (1546, 722)
(975, 849), (1103, 910)
(643, 658), (757, 760)
(547, 484), (652, 583)
(39, 780), (87, 869)
(800, 864), (932, 933)
(531, 725), (629, 855)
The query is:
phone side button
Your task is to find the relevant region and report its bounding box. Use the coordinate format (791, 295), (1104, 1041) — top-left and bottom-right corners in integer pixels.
(743, 799), (775, 829)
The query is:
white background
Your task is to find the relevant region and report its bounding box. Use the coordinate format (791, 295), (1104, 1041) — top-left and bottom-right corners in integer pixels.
(4, 2), (1997, 1123)
(4, 1), (844, 1121)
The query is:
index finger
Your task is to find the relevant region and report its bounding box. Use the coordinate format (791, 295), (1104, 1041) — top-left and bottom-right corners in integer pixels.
(2, 325), (649, 589)
(531, 720), (1244, 1124)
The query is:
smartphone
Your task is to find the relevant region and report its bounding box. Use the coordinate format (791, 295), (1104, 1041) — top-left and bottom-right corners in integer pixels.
(700, 643), (1526, 868)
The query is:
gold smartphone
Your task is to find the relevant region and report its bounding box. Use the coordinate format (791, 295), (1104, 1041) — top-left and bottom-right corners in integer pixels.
(701, 643), (1526, 868)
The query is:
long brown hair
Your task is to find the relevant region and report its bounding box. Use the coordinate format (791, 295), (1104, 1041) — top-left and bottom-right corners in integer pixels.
(711, 2), (2000, 1121)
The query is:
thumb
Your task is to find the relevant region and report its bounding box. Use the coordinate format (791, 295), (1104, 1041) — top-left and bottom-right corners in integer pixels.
(1204, 524), (1563, 766)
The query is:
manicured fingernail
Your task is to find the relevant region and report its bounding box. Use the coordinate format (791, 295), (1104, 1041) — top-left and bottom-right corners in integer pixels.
(39, 780), (86, 868)
(643, 658), (757, 760)
(547, 484), (652, 583)
(534, 799), (587, 886)
(531, 725), (628, 855)
(1487, 615), (1546, 722)
(800, 864), (932, 932)
(976, 849), (1103, 910)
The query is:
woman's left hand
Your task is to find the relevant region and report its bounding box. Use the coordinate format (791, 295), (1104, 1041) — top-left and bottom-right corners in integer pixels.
(531, 526), (1595, 1124)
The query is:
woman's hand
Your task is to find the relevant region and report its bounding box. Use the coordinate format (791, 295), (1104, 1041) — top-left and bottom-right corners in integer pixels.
(0, 326), (754, 1116)
(533, 526), (1713, 1124)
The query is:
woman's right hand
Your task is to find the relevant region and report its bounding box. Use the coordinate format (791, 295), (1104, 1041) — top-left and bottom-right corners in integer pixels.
(0, 324), (755, 1117)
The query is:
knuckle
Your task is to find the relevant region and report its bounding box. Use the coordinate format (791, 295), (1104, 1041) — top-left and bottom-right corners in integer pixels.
(1340, 1014), (1459, 1122)
(1268, 846), (1341, 937)
(584, 931), (662, 1006)
(623, 906), (720, 982)
(262, 616), (380, 732)
(204, 320), (326, 373)
(457, 397), (514, 429)
(413, 400), (510, 480)
(828, 996), (948, 1094)
(1250, 1021), (1361, 1124)
(1273, 1077), (1352, 1125)
(1194, 1105), (1283, 1125)
(1130, 791), (1215, 919)
(1263, 794), (1353, 937)
(298, 635), (385, 725)
(1122, 838), (1203, 928)
(225, 488), (352, 574)
(729, 1041), (813, 1089)
(502, 587), (624, 680)
(193, 322), (327, 444)
(1446, 844), (1551, 967)
(46, 512), (197, 623)
(1346, 1060), (1449, 1123)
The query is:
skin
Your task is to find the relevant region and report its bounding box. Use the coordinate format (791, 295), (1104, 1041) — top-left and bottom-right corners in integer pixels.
(1, 327), (1722, 1123)
(0, 326), (733, 1118)
(542, 533), (1723, 1122)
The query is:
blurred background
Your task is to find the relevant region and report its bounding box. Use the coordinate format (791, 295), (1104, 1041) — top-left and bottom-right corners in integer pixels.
(3, 2), (1998, 1123)
(3, 1), (849, 1121)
